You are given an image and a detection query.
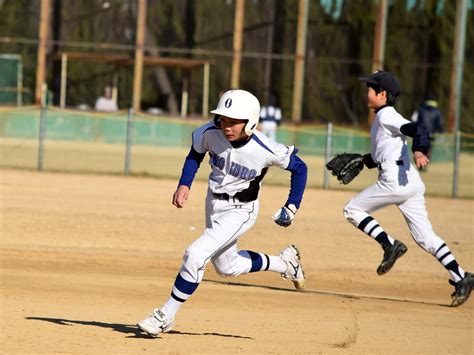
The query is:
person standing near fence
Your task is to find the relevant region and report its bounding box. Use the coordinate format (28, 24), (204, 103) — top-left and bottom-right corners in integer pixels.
(411, 93), (444, 161)
(94, 86), (118, 112)
(136, 89), (308, 337)
(342, 70), (473, 307)
(259, 93), (282, 141)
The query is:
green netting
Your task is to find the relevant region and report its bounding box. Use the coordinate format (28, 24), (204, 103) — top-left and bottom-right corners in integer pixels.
(0, 108), (203, 148)
(132, 117), (197, 147)
(0, 107), (465, 162)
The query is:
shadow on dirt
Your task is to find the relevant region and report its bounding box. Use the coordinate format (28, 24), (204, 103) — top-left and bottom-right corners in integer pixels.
(203, 279), (449, 307)
(25, 317), (253, 339)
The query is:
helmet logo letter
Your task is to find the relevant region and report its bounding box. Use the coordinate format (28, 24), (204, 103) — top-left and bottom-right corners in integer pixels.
(225, 98), (232, 108)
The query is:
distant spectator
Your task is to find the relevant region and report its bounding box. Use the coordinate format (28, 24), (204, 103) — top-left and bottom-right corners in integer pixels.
(411, 93), (444, 160)
(411, 93), (444, 135)
(259, 93), (282, 141)
(95, 86), (118, 112)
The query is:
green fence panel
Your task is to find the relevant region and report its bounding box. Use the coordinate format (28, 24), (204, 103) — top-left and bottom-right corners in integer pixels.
(0, 107), (471, 162)
(2, 109), (39, 137)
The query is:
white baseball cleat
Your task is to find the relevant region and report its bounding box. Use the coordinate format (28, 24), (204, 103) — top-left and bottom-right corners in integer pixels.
(137, 308), (174, 336)
(280, 245), (305, 290)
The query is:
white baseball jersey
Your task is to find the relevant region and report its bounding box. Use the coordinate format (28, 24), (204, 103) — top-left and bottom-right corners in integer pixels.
(370, 106), (411, 164)
(259, 105), (282, 141)
(192, 121), (295, 198)
(260, 106), (282, 122)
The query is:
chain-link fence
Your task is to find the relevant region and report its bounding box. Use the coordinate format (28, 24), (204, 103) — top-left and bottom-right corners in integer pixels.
(1, 106), (472, 198)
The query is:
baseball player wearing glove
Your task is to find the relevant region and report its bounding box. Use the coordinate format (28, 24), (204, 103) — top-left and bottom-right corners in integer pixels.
(137, 89), (308, 337)
(343, 70), (473, 307)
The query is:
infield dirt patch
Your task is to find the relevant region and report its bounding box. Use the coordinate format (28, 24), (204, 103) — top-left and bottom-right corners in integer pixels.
(1, 169), (473, 353)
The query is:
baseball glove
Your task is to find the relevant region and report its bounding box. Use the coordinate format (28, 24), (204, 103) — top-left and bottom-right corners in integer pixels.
(326, 153), (364, 185)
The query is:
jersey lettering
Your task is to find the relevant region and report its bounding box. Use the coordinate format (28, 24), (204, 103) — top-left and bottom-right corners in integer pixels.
(211, 152), (225, 170)
(240, 166), (249, 179)
(219, 160), (258, 181)
(230, 162), (241, 176)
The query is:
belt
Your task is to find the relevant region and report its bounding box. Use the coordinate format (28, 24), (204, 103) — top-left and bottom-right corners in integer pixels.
(378, 160), (404, 169)
(212, 192), (254, 203)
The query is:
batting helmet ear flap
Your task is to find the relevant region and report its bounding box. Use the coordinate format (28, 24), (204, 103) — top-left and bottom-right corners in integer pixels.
(213, 114), (221, 128)
(246, 121), (257, 136)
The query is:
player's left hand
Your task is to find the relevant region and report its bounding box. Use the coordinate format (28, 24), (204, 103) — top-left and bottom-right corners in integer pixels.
(272, 204), (297, 227)
(413, 151), (429, 169)
(172, 185), (190, 208)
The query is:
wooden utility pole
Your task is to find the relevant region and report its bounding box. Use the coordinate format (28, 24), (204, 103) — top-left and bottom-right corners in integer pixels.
(291, 0), (309, 124)
(35, 0), (51, 104)
(448, 0), (468, 133)
(263, 3), (276, 103)
(372, 0), (387, 72)
(133, 0), (147, 111)
(368, 0), (388, 125)
(231, 0), (245, 89)
(202, 62), (210, 118)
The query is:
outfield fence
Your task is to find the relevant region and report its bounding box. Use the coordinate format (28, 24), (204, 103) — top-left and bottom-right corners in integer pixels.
(0, 106), (472, 198)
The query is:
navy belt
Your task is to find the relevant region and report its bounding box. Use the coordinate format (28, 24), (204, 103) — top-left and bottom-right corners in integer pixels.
(212, 192), (254, 203)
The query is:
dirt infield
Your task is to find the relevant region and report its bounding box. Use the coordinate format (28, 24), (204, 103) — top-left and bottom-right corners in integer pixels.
(1, 169), (473, 354)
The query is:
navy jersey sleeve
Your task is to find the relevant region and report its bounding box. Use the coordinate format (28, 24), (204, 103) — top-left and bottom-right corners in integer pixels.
(178, 146), (206, 188)
(401, 122), (431, 155)
(284, 151), (307, 209)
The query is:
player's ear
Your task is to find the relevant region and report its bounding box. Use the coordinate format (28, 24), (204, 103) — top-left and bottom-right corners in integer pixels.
(214, 115), (221, 128)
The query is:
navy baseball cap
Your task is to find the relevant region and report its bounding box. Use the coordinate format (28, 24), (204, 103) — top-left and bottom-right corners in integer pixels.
(358, 70), (401, 96)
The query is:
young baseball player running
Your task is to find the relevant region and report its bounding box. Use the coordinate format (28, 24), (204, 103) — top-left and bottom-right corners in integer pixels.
(137, 89), (307, 336)
(343, 70), (473, 307)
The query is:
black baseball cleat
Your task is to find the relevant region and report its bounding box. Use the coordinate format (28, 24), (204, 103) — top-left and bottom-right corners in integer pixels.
(450, 272), (474, 307)
(376, 240), (408, 275)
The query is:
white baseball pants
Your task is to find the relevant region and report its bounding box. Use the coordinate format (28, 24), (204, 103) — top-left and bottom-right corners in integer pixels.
(344, 162), (445, 255)
(179, 191), (259, 283)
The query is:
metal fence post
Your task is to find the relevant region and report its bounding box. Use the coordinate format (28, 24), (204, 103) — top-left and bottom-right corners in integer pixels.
(124, 108), (134, 175)
(37, 84), (47, 171)
(323, 122), (333, 189)
(451, 130), (461, 198)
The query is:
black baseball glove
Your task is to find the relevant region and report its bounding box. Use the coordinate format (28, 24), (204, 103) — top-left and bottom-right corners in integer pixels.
(326, 153), (364, 185)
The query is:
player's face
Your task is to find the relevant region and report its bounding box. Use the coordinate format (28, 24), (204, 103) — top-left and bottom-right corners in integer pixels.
(366, 87), (387, 109)
(220, 116), (248, 141)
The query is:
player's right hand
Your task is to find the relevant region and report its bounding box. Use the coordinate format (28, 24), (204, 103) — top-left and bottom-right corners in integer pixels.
(172, 185), (190, 208)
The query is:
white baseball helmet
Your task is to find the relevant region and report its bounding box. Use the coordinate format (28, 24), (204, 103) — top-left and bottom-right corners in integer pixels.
(210, 89), (261, 136)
